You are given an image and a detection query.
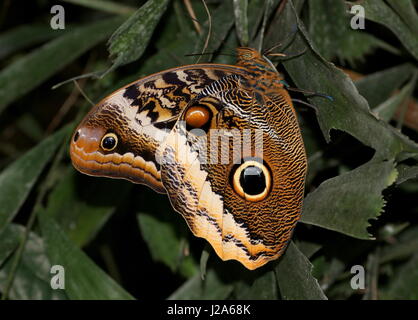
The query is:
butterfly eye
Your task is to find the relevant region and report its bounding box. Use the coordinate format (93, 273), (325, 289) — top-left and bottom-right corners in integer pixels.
(185, 105), (211, 129)
(232, 160), (271, 202)
(100, 133), (118, 151)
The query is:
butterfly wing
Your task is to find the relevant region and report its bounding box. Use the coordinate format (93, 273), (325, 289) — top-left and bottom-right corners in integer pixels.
(70, 64), (246, 193)
(159, 76), (307, 269)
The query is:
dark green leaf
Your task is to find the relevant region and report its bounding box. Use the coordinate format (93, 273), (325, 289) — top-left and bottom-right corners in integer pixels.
(301, 160), (398, 239)
(137, 211), (197, 278)
(108, 0), (170, 69)
(233, 0), (249, 46)
(193, 0), (235, 59)
(168, 268), (233, 300)
(373, 72), (417, 122)
(275, 242), (327, 300)
(358, 0), (418, 60)
(200, 245), (210, 280)
(0, 224), (22, 267)
(0, 17), (124, 114)
(0, 224), (67, 300)
(235, 270), (278, 299)
(396, 164), (418, 184)
(38, 211), (134, 300)
(266, 1), (418, 160)
(62, 0), (136, 15)
(308, 0), (347, 61)
(381, 253), (418, 299)
(380, 226), (418, 264)
(386, 0), (418, 33)
(247, 0), (269, 42)
(0, 24), (64, 60)
(136, 188), (197, 278)
(44, 168), (131, 247)
(355, 64), (415, 109)
(309, 0), (393, 65)
(0, 127), (68, 234)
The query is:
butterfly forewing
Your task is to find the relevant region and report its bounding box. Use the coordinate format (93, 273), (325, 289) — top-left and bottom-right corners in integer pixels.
(159, 64), (307, 269)
(70, 65), (247, 193)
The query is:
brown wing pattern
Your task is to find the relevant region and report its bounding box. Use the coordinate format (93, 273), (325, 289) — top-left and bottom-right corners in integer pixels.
(70, 48), (308, 270)
(70, 65), (246, 193)
(159, 70), (307, 269)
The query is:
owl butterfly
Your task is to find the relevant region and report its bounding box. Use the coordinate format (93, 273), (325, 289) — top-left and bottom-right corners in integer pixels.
(70, 47), (307, 270)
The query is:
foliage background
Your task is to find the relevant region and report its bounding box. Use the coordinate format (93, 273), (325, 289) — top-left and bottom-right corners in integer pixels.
(0, 0), (417, 300)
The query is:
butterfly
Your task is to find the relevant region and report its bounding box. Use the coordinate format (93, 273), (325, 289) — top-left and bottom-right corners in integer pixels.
(70, 47), (307, 270)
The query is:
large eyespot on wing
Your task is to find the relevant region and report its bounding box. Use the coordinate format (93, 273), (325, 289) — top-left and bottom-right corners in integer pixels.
(69, 65), (247, 193)
(231, 160), (272, 202)
(158, 84), (308, 270)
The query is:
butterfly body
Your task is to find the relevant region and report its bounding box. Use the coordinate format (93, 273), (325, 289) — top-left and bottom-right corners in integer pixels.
(70, 48), (307, 270)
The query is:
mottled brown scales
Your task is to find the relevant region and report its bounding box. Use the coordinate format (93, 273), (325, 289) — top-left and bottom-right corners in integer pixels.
(70, 48), (307, 270)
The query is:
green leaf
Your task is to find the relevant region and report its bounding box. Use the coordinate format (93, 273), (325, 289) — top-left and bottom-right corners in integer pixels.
(252, 0), (281, 52)
(193, 0), (235, 59)
(373, 72), (417, 122)
(308, 0), (347, 61)
(0, 127), (69, 234)
(0, 17), (124, 115)
(381, 253), (418, 299)
(137, 212), (197, 278)
(247, 0), (269, 42)
(0, 224), (22, 267)
(200, 245), (210, 280)
(234, 270), (278, 299)
(380, 226), (418, 264)
(38, 211), (134, 300)
(168, 268), (233, 300)
(62, 0), (136, 15)
(16, 114), (44, 142)
(107, 0), (170, 69)
(0, 224), (67, 300)
(0, 24), (64, 60)
(358, 0), (418, 61)
(386, 0), (418, 33)
(265, 1), (418, 160)
(301, 160), (398, 239)
(309, 0), (393, 65)
(274, 242), (327, 300)
(396, 164), (418, 184)
(44, 168), (131, 247)
(137, 189), (197, 278)
(233, 0), (249, 46)
(265, 0), (417, 239)
(355, 64), (415, 109)
(294, 239), (322, 259)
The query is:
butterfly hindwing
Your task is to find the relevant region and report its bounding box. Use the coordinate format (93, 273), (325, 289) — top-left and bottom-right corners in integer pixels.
(159, 73), (307, 270)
